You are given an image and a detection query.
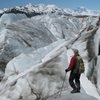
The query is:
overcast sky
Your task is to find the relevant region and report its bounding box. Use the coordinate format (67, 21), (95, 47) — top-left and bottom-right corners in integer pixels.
(0, 0), (100, 10)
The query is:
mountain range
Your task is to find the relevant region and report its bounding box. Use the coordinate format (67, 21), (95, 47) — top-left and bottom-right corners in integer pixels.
(0, 4), (100, 17)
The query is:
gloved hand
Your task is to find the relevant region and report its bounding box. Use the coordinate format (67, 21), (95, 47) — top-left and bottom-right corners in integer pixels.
(65, 69), (68, 73)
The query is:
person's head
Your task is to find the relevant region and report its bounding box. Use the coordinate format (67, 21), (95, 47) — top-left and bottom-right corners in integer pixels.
(73, 49), (79, 56)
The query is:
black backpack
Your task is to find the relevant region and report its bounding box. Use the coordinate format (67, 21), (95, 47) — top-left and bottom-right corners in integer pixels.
(74, 56), (85, 74)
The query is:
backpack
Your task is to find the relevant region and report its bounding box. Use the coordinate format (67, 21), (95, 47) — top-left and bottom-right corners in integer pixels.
(74, 56), (85, 74)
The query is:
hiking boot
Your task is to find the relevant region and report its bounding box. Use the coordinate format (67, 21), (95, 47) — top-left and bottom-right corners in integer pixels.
(77, 89), (80, 93)
(71, 89), (80, 93)
(76, 88), (80, 93)
(70, 89), (78, 93)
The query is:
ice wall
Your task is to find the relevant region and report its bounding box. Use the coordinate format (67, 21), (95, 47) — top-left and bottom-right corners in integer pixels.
(0, 40), (69, 100)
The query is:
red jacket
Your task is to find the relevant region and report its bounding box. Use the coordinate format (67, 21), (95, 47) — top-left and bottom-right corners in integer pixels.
(66, 56), (77, 71)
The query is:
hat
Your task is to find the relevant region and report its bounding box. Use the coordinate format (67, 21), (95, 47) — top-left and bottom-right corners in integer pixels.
(73, 49), (79, 54)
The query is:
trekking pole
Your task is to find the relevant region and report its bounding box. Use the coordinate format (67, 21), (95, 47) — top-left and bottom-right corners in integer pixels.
(50, 72), (67, 99)
(59, 72), (67, 96)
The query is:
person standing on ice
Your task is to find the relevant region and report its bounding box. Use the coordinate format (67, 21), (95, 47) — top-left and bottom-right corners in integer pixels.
(65, 49), (84, 93)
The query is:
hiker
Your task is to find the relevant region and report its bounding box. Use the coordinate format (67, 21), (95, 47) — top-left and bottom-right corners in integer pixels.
(65, 49), (84, 93)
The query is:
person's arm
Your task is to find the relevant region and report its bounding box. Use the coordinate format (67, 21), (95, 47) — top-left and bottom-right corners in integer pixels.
(65, 56), (76, 72)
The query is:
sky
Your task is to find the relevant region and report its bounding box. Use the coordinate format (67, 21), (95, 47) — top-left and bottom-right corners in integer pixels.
(0, 0), (100, 10)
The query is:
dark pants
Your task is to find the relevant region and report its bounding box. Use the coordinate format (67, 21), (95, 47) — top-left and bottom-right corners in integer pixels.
(69, 72), (81, 90)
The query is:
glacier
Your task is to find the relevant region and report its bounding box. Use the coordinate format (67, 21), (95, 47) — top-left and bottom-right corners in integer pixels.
(0, 40), (69, 100)
(0, 4), (100, 100)
(0, 14), (56, 74)
(0, 39), (99, 100)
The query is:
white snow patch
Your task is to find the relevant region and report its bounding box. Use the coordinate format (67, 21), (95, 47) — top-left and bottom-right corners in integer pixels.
(81, 74), (100, 100)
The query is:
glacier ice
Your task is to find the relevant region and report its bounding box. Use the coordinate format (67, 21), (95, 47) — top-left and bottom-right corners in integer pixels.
(0, 4), (100, 100)
(0, 14), (27, 24)
(0, 40), (69, 100)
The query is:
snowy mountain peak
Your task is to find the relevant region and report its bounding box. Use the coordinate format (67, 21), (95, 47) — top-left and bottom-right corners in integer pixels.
(46, 4), (59, 9)
(73, 6), (89, 15)
(0, 4), (100, 17)
(79, 6), (86, 9)
(25, 3), (34, 8)
(73, 6), (100, 15)
(0, 9), (3, 13)
(76, 6), (88, 12)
